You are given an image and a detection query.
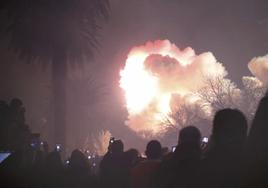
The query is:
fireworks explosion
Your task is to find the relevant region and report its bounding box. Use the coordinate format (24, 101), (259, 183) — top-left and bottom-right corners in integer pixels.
(119, 40), (228, 135)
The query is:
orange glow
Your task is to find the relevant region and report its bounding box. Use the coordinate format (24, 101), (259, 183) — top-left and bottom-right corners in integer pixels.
(119, 40), (225, 135)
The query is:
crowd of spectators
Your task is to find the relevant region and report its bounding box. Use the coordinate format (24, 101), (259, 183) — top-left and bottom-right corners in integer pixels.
(1, 92), (268, 188)
(0, 98), (31, 151)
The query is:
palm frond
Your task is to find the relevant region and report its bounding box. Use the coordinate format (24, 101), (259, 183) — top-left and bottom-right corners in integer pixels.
(0, 0), (110, 65)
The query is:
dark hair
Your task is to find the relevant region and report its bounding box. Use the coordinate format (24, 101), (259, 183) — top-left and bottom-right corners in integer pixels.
(70, 149), (88, 169)
(178, 126), (201, 146)
(46, 151), (62, 170)
(145, 140), (162, 160)
(110, 139), (124, 154)
(212, 108), (247, 146)
(124, 148), (139, 165)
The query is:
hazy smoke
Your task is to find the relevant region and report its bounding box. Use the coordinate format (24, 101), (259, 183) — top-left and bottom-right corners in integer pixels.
(120, 40), (228, 135)
(92, 130), (111, 156)
(248, 55), (268, 85)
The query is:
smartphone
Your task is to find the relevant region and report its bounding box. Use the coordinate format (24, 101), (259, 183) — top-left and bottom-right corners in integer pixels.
(109, 137), (115, 144)
(202, 137), (208, 143)
(55, 144), (62, 152)
(0, 152), (11, 163)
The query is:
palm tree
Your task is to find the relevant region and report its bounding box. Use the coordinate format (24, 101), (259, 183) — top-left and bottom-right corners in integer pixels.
(0, 0), (109, 146)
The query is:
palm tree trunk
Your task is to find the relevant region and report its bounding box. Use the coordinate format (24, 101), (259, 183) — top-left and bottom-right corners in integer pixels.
(52, 50), (67, 148)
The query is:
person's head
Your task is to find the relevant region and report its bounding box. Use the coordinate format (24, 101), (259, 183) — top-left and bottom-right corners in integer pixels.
(178, 126), (201, 147)
(46, 151), (62, 170)
(69, 149), (87, 169)
(247, 94), (268, 162)
(110, 139), (124, 154)
(248, 95), (268, 148)
(10, 98), (23, 109)
(145, 140), (162, 160)
(124, 148), (139, 166)
(34, 150), (44, 166)
(212, 108), (247, 147)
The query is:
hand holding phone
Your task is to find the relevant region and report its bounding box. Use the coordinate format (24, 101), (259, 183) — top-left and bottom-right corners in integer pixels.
(55, 144), (62, 152)
(109, 137), (115, 144)
(202, 137), (208, 143)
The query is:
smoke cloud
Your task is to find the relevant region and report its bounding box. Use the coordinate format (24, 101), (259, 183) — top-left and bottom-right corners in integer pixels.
(248, 55), (268, 85)
(120, 40), (228, 135)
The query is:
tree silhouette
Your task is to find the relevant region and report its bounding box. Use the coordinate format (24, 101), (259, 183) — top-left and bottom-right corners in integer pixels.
(0, 0), (109, 146)
(68, 74), (107, 148)
(198, 76), (242, 112)
(169, 95), (210, 129)
(162, 93), (211, 143)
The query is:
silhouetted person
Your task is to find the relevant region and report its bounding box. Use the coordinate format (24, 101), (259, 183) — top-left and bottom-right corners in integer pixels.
(245, 91), (268, 187)
(0, 100), (9, 150)
(65, 149), (96, 188)
(156, 126), (202, 188)
(124, 148), (140, 168)
(8, 98), (30, 151)
(100, 139), (127, 188)
(9, 98), (25, 125)
(41, 151), (64, 188)
(69, 150), (89, 171)
(29, 149), (45, 188)
(122, 148), (140, 188)
(194, 108), (248, 188)
(130, 140), (162, 188)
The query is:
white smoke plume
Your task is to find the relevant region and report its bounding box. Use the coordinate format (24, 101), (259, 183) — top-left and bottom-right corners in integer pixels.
(119, 40), (228, 135)
(248, 55), (268, 85)
(92, 130), (111, 156)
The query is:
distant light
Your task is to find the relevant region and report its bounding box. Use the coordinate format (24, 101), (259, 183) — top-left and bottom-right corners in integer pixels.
(88, 155), (91, 159)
